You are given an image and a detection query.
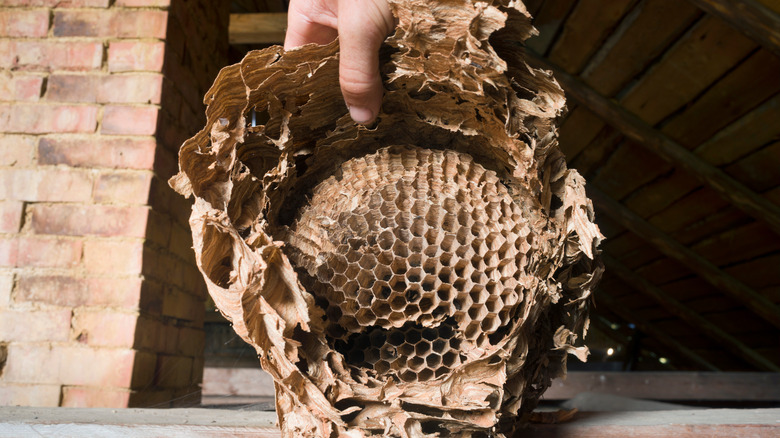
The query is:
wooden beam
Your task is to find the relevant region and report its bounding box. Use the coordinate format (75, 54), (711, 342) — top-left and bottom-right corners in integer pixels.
(229, 12), (287, 45)
(527, 52), (780, 239)
(686, 0), (780, 57)
(590, 186), (780, 330)
(545, 371), (780, 401)
(596, 290), (720, 371)
(603, 254), (780, 371)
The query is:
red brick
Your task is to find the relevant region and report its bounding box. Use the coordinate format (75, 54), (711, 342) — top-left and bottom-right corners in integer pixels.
(57, 346), (156, 388)
(0, 383), (62, 407)
(108, 41), (165, 72)
(38, 136), (156, 170)
(47, 74), (163, 104)
(116, 0), (171, 7)
(191, 356), (205, 385)
(0, 237), (16, 267)
(17, 236), (83, 268)
(61, 386), (130, 408)
(2, 344), (61, 384)
(2, 0), (109, 6)
(0, 308), (72, 343)
(0, 135), (35, 167)
(155, 354), (193, 388)
(0, 40), (103, 71)
(171, 386), (201, 407)
(161, 288), (202, 321)
(127, 388), (174, 408)
(0, 73), (44, 101)
(0, 201), (24, 233)
(0, 104), (97, 134)
(177, 326), (205, 357)
(1, 168), (93, 202)
(0, 272), (12, 307)
(71, 309), (138, 347)
(86, 277), (144, 308)
(144, 210), (172, 247)
(30, 204), (149, 237)
(83, 239), (144, 274)
(0, 9), (49, 37)
(93, 171), (153, 204)
(53, 9), (167, 39)
(101, 105), (158, 135)
(15, 274), (87, 307)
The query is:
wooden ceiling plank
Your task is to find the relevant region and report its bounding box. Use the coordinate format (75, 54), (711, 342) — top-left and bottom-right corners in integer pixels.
(604, 255), (779, 371)
(589, 185), (780, 330)
(686, 0), (780, 57)
(524, 0), (576, 55)
(546, 0), (636, 75)
(568, 126), (623, 177)
(229, 12), (287, 45)
(597, 290), (720, 371)
(531, 54), (780, 239)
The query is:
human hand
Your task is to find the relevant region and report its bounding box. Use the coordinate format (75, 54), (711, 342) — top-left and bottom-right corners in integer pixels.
(284, 0), (394, 124)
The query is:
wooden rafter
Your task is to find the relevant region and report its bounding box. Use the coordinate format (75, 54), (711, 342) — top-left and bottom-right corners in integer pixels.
(590, 186), (780, 330)
(603, 254), (780, 371)
(686, 0), (780, 57)
(229, 12), (287, 45)
(596, 290), (720, 371)
(527, 52), (780, 239)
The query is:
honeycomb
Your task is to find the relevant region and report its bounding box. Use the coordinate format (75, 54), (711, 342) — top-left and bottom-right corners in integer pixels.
(284, 146), (532, 382)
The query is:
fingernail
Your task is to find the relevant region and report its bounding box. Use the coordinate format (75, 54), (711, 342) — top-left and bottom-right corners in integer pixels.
(349, 106), (374, 124)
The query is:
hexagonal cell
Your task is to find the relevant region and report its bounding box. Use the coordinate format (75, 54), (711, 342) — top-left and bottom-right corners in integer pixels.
(326, 305), (342, 322)
(424, 227), (440, 246)
(405, 303), (420, 317)
(357, 289), (374, 307)
(387, 330), (405, 346)
(485, 295), (502, 313)
(331, 273), (348, 289)
(396, 340), (414, 356)
(374, 360), (390, 374)
(468, 304), (488, 321)
(435, 366), (451, 378)
(411, 215), (427, 236)
(455, 227), (471, 246)
(330, 254), (349, 274)
(426, 353), (442, 368)
(377, 250), (394, 266)
(392, 239), (410, 258)
(343, 280), (359, 296)
(439, 233), (456, 252)
(389, 275), (407, 293)
(425, 205), (443, 228)
(357, 269), (375, 289)
(448, 337), (462, 351)
(422, 257), (438, 275)
(400, 370), (417, 382)
(408, 356), (426, 372)
(345, 263), (361, 279)
(373, 281), (392, 300)
(371, 301), (391, 318)
(442, 212), (458, 232)
(405, 284), (421, 303)
(406, 329), (422, 344)
(464, 321), (481, 339)
(359, 253), (377, 271)
(389, 294), (407, 311)
(421, 327), (438, 341)
(417, 369), (434, 381)
(364, 347), (380, 364)
(407, 252), (422, 268)
(408, 236), (424, 253)
(394, 210), (413, 230)
(380, 345), (397, 361)
(442, 197), (458, 213)
(389, 311), (406, 325)
(470, 271), (487, 286)
(418, 297), (436, 313)
(406, 267), (422, 284)
(432, 338), (447, 353)
(481, 315), (500, 333)
(342, 298), (360, 315)
(328, 288), (346, 304)
(415, 340), (432, 356)
(378, 230), (395, 251)
(469, 285), (489, 304)
(356, 308), (377, 325)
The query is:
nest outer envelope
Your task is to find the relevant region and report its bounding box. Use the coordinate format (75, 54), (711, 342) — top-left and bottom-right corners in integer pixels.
(170, 0), (604, 436)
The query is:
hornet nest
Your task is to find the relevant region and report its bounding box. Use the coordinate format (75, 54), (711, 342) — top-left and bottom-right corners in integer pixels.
(170, 0), (604, 436)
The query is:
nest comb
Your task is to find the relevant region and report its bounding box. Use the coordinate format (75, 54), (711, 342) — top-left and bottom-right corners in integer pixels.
(170, 0), (603, 436)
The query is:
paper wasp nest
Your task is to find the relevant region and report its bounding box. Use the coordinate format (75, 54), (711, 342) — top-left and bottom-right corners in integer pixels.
(171, 0), (603, 436)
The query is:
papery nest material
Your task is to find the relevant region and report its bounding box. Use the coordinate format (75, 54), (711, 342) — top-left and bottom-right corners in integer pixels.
(170, 0), (604, 436)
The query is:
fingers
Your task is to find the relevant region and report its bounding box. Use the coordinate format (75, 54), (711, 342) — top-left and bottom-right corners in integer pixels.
(337, 0), (394, 123)
(284, 0), (338, 50)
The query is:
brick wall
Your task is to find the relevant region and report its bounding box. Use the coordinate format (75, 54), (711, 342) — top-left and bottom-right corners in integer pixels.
(0, 0), (229, 407)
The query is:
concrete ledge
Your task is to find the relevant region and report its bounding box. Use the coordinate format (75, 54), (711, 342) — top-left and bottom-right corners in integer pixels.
(1, 406), (778, 437)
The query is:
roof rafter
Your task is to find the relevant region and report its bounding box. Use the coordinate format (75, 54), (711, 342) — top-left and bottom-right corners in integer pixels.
(686, 0), (780, 57)
(590, 186), (780, 330)
(528, 52), (780, 239)
(229, 12), (287, 45)
(597, 290), (720, 371)
(603, 254), (780, 371)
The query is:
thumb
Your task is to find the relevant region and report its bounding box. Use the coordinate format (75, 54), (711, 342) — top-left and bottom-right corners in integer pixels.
(337, 0), (394, 123)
